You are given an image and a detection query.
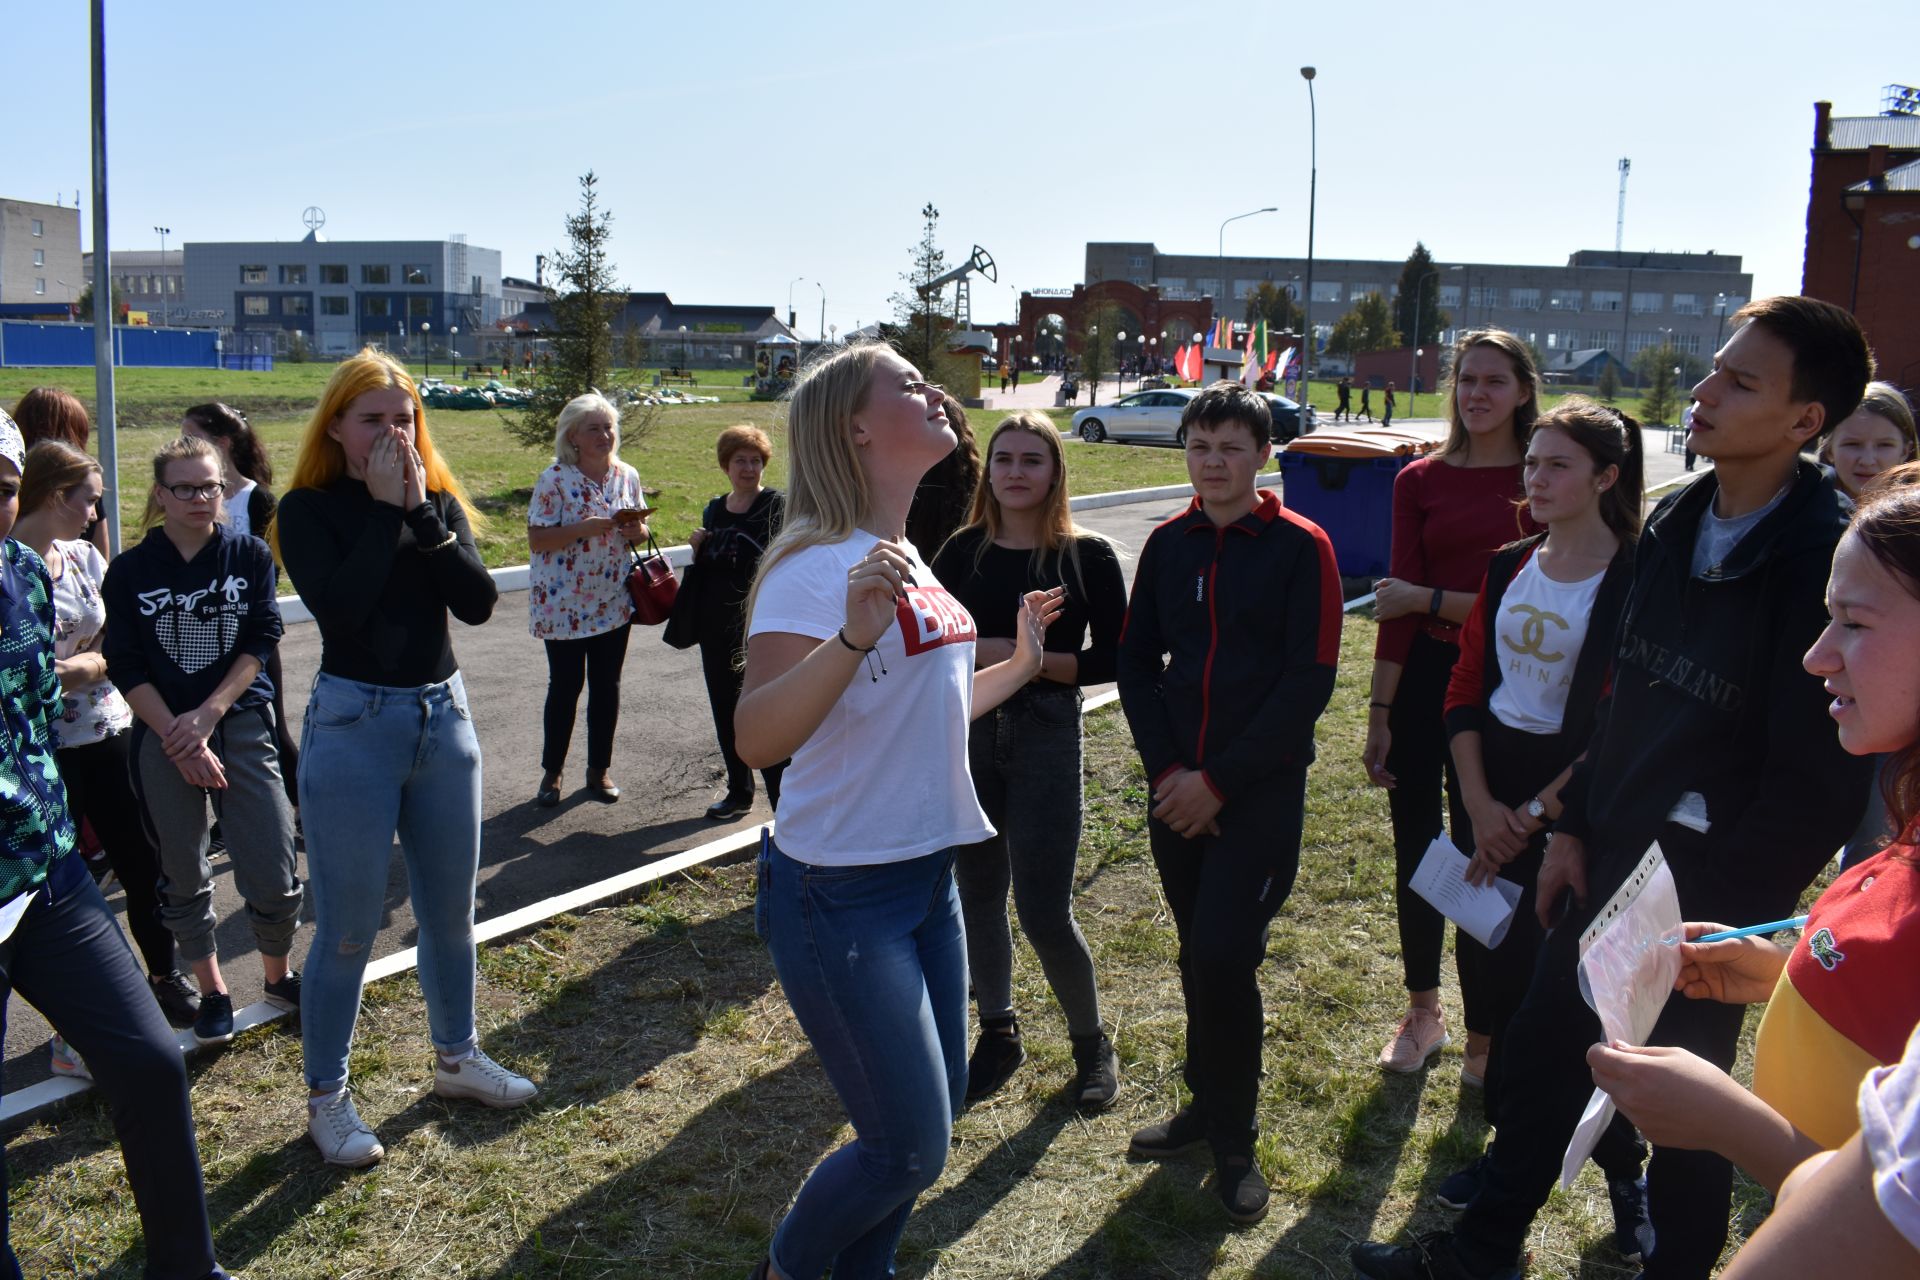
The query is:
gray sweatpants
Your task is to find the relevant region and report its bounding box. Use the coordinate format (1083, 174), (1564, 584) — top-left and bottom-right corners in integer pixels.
(135, 704), (302, 963)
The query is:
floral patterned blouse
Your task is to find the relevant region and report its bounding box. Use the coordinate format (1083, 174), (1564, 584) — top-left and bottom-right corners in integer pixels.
(527, 459), (644, 640)
(48, 538), (134, 749)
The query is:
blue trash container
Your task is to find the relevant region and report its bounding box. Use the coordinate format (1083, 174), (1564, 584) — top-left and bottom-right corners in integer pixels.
(1278, 446), (1418, 577)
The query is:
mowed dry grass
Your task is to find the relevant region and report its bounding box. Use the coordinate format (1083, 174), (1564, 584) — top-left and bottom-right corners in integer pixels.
(5, 617), (1771, 1277)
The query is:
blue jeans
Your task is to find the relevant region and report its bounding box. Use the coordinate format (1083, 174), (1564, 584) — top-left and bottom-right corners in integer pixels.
(297, 672), (482, 1092)
(0, 853), (229, 1279)
(759, 838), (968, 1280)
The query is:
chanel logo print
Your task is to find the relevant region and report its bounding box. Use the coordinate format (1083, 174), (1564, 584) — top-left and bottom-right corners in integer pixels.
(1502, 603), (1570, 662)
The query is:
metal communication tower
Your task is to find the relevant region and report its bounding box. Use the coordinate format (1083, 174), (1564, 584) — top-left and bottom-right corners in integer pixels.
(1615, 158), (1630, 253)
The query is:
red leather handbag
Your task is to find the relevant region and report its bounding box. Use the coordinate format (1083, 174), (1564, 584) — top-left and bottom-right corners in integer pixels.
(625, 534), (679, 625)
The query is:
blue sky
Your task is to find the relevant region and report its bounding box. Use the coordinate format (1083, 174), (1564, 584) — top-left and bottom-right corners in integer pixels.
(11, 2), (1916, 338)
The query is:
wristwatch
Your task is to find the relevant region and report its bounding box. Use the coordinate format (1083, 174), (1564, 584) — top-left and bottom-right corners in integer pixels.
(1525, 795), (1549, 822)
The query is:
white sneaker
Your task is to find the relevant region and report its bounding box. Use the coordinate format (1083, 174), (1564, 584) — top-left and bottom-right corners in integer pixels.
(433, 1048), (538, 1108)
(49, 1034), (91, 1081)
(308, 1088), (384, 1167)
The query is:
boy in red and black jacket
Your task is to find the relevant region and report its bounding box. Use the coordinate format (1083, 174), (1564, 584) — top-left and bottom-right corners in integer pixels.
(1117, 381), (1341, 1226)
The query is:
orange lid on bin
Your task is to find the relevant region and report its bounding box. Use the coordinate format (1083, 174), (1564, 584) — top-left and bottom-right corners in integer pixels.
(1283, 424), (1447, 458)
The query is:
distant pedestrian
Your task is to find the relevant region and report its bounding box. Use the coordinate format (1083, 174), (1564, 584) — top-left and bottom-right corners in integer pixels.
(1383, 381), (1398, 428)
(1000, 369), (1009, 395)
(1010, 365), (1020, 391)
(1358, 385), (1373, 422)
(1336, 377), (1352, 422)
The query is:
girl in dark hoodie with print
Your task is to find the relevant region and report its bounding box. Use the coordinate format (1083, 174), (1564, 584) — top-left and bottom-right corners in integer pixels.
(102, 435), (302, 1049)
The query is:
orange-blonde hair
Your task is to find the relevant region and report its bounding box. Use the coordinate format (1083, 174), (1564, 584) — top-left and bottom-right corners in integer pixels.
(269, 348), (486, 557)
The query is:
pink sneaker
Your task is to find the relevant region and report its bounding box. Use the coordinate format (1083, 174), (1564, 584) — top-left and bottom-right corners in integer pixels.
(1378, 1007), (1449, 1073)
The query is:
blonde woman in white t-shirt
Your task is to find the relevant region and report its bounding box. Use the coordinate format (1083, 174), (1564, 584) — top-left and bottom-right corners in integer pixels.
(1427, 396), (1647, 1213)
(735, 342), (1062, 1280)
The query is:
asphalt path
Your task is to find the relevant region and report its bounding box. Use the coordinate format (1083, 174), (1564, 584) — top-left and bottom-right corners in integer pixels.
(3, 432), (1699, 1088)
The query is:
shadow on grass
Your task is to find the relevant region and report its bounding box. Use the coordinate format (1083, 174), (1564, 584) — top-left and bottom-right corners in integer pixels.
(902, 1098), (1076, 1266)
(482, 1055), (841, 1279)
(1023, 1159), (1231, 1280)
(1255, 1071), (1432, 1277)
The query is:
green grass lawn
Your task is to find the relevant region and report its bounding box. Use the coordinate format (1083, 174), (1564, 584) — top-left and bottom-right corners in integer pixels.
(3, 616), (1777, 1277)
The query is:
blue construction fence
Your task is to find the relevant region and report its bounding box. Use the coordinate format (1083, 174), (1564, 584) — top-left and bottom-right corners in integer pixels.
(0, 321), (254, 370)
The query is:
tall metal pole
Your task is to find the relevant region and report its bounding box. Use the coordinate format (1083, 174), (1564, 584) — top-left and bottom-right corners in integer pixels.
(1409, 272), (1431, 405)
(1300, 67), (1318, 417)
(817, 281), (826, 344)
(1217, 207), (1277, 333)
(90, 0), (120, 555)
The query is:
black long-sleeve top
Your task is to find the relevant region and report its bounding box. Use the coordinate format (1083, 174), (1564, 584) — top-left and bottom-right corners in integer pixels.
(275, 478), (497, 687)
(1116, 491), (1342, 800)
(931, 527), (1127, 687)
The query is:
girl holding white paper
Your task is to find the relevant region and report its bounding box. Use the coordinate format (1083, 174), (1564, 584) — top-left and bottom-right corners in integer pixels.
(1435, 397), (1647, 1218)
(1587, 460), (1920, 1198)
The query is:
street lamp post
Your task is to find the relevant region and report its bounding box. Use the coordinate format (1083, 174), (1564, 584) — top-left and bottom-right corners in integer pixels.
(1116, 330), (1127, 396)
(787, 276), (804, 332)
(420, 321), (431, 377)
(153, 225), (170, 325)
(1299, 66), (1318, 416)
(1409, 271), (1436, 402)
(1136, 334), (1146, 390)
(816, 281), (826, 344)
(1217, 206), (1278, 318)
(449, 324), (458, 370)
(679, 324), (689, 371)
(1713, 291), (1728, 354)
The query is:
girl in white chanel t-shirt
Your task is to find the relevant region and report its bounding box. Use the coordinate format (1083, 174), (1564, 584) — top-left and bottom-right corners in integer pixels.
(1431, 397), (1646, 1200)
(734, 343), (1061, 1280)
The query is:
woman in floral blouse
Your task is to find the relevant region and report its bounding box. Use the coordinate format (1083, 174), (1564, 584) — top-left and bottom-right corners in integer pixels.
(527, 392), (646, 806)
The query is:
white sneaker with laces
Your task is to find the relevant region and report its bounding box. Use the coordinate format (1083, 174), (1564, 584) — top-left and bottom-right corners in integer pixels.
(308, 1088), (384, 1167)
(433, 1048), (538, 1108)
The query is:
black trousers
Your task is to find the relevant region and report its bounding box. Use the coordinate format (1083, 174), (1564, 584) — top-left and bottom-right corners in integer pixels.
(697, 630), (786, 806)
(1149, 769), (1306, 1155)
(541, 623), (632, 774)
(1449, 720), (1646, 1170)
(1456, 852), (1747, 1278)
(1385, 631), (1470, 993)
(56, 730), (176, 978)
(0, 853), (224, 1279)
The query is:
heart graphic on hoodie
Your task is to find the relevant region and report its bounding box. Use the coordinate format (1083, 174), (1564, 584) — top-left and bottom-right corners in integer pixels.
(155, 606), (241, 675)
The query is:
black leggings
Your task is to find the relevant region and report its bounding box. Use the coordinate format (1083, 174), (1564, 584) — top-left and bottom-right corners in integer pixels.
(698, 631), (786, 805)
(541, 623), (632, 774)
(1385, 630), (1469, 992)
(56, 731), (175, 978)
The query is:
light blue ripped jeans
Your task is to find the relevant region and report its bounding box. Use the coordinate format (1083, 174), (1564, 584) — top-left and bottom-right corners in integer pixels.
(298, 671), (482, 1092)
(758, 837), (968, 1280)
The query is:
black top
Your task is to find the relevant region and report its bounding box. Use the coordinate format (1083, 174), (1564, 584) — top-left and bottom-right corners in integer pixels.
(931, 526), (1127, 687)
(275, 478), (497, 687)
(694, 488), (785, 637)
(102, 524), (283, 712)
(1555, 460), (1875, 926)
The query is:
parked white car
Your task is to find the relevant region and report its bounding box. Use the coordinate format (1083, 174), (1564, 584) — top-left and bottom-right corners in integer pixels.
(1071, 389), (1315, 445)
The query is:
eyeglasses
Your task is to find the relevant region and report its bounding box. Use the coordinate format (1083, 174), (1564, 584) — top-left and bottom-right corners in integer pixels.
(904, 379), (944, 399)
(163, 482), (226, 501)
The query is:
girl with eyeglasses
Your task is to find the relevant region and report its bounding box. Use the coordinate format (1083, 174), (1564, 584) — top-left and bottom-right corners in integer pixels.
(736, 344), (1060, 1280)
(100, 435), (303, 1049)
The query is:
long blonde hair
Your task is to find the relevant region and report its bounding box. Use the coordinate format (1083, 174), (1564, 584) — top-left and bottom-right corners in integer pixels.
(954, 411), (1098, 589)
(269, 347), (487, 557)
(742, 341), (889, 627)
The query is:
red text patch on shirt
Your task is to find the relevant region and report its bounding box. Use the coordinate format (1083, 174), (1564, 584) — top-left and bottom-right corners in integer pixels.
(898, 586), (977, 655)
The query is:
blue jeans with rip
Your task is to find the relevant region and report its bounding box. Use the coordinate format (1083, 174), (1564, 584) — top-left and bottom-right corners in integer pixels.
(297, 672), (482, 1092)
(758, 838), (968, 1280)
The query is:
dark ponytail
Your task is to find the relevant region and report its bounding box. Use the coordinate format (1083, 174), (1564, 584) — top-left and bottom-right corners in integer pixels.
(1527, 394), (1645, 542)
(182, 402), (273, 486)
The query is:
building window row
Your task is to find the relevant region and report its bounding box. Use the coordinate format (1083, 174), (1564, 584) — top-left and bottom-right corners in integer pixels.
(244, 263), (436, 286)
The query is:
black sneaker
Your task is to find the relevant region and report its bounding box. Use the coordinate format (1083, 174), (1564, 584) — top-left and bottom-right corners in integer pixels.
(193, 992), (235, 1046)
(1069, 1031), (1120, 1113)
(1349, 1233), (1522, 1280)
(149, 970), (201, 1030)
(1607, 1173), (1654, 1263)
(963, 1018), (1024, 1103)
(263, 971), (302, 1015)
(705, 792), (753, 821)
(1127, 1105), (1208, 1160)
(1214, 1152), (1270, 1226)
(1433, 1154), (1489, 1210)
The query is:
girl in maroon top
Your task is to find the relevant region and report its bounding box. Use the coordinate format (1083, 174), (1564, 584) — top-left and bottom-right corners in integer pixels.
(1363, 330), (1542, 1082)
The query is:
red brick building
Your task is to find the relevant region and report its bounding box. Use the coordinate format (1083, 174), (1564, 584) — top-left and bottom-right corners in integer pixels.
(1802, 100), (1920, 391)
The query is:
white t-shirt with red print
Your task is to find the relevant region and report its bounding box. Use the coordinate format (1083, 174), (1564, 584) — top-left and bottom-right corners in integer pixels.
(748, 532), (994, 866)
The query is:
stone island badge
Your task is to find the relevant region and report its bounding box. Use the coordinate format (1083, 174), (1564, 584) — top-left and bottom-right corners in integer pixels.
(1807, 926), (1846, 972)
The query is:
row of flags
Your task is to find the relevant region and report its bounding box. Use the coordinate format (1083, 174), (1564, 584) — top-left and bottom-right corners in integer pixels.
(1172, 320), (1298, 386)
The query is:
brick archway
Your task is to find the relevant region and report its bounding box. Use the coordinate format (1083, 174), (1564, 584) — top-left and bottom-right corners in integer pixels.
(1009, 282), (1213, 364)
